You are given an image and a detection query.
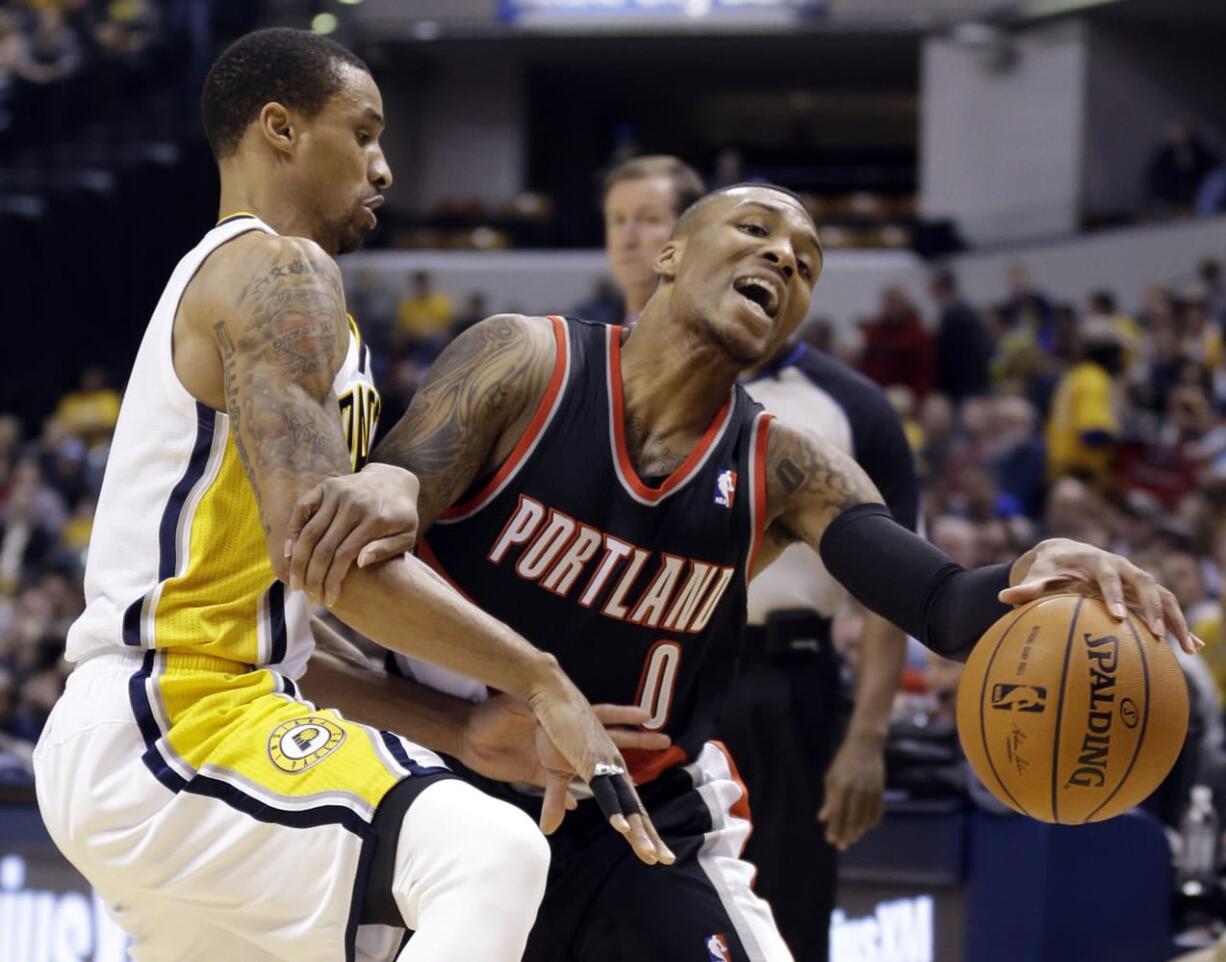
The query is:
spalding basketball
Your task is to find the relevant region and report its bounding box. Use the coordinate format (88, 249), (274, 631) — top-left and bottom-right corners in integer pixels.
(956, 594), (1189, 824)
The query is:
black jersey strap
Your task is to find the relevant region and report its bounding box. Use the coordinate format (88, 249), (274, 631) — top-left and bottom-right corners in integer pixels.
(819, 503), (1011, 661)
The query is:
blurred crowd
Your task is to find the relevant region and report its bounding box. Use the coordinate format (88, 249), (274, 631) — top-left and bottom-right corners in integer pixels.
(0, 366), (115, 782)
(0, 0), (168, 151)
(834, 255), (1226, 822)
(1147, 121), (1226, 219)
(6, 249), (1226, 809)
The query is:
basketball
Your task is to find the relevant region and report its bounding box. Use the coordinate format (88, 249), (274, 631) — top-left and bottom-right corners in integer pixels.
(956, 593), (1189, 824)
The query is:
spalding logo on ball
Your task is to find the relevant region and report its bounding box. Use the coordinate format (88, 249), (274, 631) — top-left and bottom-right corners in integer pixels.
(956, 594), (1189, 824)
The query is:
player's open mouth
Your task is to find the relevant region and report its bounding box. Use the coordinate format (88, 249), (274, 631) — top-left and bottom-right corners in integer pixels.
(732, 275), (781, 321)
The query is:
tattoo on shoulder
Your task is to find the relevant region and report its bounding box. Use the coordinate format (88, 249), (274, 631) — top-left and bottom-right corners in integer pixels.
(374, 315), (554, 523)
(767, 423), (876, 519)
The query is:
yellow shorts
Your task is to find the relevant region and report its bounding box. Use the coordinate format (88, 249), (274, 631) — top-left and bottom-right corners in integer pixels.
(134, 649), (440, 815)
(35, 648), (448, 962)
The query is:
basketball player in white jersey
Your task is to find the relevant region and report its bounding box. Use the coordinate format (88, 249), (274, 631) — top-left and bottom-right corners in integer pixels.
(32, 28), (671, 962)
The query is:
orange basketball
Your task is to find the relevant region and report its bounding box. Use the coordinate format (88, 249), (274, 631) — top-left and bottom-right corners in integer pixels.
(955, 593), (1189, 824)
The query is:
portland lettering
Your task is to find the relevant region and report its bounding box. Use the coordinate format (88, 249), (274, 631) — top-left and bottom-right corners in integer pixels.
(487, 494), (735, 633)
(1066, 632), (1120, 789)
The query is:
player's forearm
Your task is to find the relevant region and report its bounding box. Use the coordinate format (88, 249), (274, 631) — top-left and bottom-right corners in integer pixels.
(843, 612), (905, 743)
(818, 504), (1011, 662)
(326, 551), (563, 704)
(300, 646), (470, 759)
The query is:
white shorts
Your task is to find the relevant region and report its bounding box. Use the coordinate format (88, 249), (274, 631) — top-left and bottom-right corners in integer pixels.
(33, 650), (449, 962)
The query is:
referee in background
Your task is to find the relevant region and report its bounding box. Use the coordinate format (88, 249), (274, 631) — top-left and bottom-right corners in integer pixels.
(725, 338), (919, 962)
(592, 155), (919, 961)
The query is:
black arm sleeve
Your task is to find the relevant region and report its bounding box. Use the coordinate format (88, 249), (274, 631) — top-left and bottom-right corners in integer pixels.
(818, 503), (1012, 661)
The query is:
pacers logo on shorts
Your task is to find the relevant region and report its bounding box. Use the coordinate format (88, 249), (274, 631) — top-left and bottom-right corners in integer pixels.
(268, 716), (346, 774)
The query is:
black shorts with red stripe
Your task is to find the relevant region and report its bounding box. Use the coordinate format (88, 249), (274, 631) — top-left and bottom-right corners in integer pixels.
(456, 741), (792, 962)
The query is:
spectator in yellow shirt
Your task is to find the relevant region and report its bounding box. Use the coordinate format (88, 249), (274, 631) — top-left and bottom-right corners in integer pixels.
(54, 368), (120, 448)
(1045, 320), (1123, 486)
(394, 270), (454, 356)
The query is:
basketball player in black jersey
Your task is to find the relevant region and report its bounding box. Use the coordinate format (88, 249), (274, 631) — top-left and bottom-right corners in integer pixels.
(287, 183), (1197, 962)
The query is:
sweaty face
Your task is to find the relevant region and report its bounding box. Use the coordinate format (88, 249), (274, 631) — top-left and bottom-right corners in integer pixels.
(293, 64), (391, 255)
(667, 188), (821, 367)
(603, 176), (678, 302)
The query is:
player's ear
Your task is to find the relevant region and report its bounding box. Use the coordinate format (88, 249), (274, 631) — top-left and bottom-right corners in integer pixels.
(257, 102), (295, 157)
(654, 239), (682, 281)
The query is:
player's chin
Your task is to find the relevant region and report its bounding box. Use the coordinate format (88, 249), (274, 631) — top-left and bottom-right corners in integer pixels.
(336, 223), (368, 255)
(704, 315), (770, 369)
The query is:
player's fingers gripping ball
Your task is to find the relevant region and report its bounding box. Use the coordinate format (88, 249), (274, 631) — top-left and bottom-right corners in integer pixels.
(956, 594), (1188, 824)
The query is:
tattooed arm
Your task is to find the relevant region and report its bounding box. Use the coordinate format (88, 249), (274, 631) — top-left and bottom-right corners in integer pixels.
(373, 313), (558, 530)
(207, 235), (354, 558)
(284, 313), (557, 598)
(755, 419), (883, 572)
(757, 417), (1192, 657)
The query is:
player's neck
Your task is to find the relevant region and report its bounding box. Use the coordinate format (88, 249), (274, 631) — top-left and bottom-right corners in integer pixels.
(217, 173), (330, 252)
(621, 306), (741, 439)
(624, 284), (654, 319)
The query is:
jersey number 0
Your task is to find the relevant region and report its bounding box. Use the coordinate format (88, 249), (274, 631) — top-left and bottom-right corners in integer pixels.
(636, 640), (682, 731)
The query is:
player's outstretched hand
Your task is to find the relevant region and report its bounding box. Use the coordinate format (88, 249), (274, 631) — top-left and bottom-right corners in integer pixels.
(460, 697), (669, 791)
(819, 732), (885, 851)
(285, 465), (420, 606)
(528, 672), (677, 867)
(460, 693), (675, 865)
(1000, 537), (1201, 654)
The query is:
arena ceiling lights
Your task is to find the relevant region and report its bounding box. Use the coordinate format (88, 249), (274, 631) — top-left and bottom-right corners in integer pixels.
(499, 0), (828, 30)
(1016, 0), (1121, 18)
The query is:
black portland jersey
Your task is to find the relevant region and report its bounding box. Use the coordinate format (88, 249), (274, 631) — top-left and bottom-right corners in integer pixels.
(421, 316), (772, 782)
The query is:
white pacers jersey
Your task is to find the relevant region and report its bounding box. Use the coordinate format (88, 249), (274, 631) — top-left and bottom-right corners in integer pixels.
(67, 213), (380, 678)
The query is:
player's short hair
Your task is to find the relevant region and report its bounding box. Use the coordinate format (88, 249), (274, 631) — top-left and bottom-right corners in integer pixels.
(601, 156), (706, 219)
(673, 182), (817, 240)
(201, 28), (369, 160)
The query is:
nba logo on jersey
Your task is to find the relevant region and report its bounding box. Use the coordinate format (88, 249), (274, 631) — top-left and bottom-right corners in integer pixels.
(705, 933), (733, 962)
(714, 469), (737, 508)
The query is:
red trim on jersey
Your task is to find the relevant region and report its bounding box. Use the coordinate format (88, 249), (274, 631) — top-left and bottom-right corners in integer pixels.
(441, 315), (569, 521)
(711, 739), (754, 857)
(624, 744), (687, 786)
(607, 326), (734, 503)
(416, 538), (478, 604)
(745, 413), (773, 579)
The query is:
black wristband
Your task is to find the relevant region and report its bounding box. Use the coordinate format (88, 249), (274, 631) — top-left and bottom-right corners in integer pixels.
(819, 503), (1012, 660)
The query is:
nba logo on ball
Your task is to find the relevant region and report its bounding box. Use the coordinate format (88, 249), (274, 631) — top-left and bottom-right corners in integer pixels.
(990, 683), (1047, 713)
(705, 934), (733, 962)
(714, 470), (737, 508)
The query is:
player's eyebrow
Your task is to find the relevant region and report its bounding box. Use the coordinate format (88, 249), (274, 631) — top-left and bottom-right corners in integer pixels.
(361, 107), (384, 127)
(737, 200), (821, 255)
(739, 200), (783, 216)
